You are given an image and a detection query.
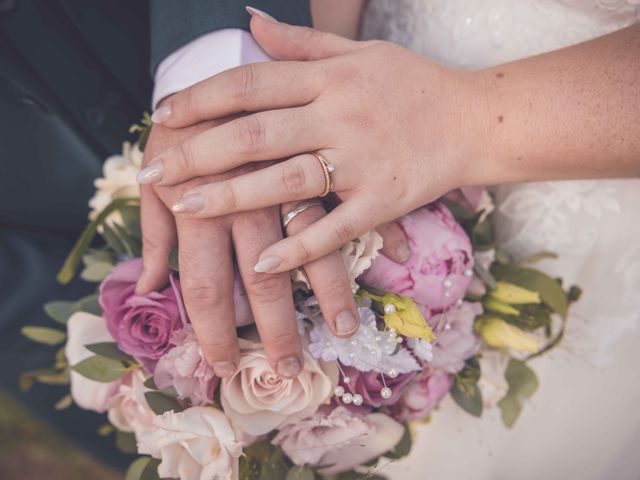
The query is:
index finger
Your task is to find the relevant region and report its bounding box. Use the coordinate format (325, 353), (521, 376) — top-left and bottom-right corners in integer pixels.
(152, 61), (322, 128)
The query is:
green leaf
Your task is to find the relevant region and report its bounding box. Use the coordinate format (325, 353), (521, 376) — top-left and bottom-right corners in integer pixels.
(333, 473), (387, 480)
(74, 293), (102, 315)
(80, 261), (113, 282)
(21, 326), (66, 346)
(86, 342), (135, 363)
(57, 197), (139, 284)
(286, 466), (315, 480)
(72, 355), (129, 382)
(125, 457), (151, 480)
(491, 264), (569, 318)
(143, 376), (158, 390)
(497, 360), (538, 428)
(140, 458), (161, 480)
(54, 394), (73, 410)
(97, 424), (115, 436)
(103, 223), (128, 256)
(450, 380), (483, 417)
(116, 431), (138, 455)
(19, 368), (69, 391)
(259, 446), (289, 480)
(168, 248), (179, 272)
(386, 424), (412, 459)
(44, 301), (76, 324)
(120, 205), (142, 239)
(518, 251), (559, 265)
(113, 221), (141, 257)
(144, 391), (183, 415)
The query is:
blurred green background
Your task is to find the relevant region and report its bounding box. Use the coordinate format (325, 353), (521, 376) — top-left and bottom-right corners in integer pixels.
(0, 389), (120, 480)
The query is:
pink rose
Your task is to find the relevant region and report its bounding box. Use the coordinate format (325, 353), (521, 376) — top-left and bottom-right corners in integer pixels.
(391, 370), (452, 422)
(220, 341), (337, 436)
(99, 258), (186, 364)
(429, 301), (482, 373)
(153, 325), (218, 406)
(362, 204), (473, 312)
(339, 366), (415, 408)
(273, 406), (404, 475)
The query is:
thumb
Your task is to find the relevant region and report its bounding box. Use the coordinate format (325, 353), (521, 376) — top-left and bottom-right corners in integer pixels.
(247, 9), (358, 61)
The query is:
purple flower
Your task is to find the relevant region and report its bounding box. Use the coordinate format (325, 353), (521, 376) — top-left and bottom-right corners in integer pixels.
(429, 301), (482, 373)
(391, 370), (453, 422)
(339, 366), (416, 408)
(153, 325), (218, 405)
(361, 203), (474, 312)
(99, 258), (187, 365)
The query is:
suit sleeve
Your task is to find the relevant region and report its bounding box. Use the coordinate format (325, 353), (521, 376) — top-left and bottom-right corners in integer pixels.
(150, 0), (312, 76)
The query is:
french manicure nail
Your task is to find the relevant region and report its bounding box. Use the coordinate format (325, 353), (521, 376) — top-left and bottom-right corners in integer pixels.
(276, 356), (301, 378)
(336, 311), (358, 336)
(172, 194), (205, 214)
(136, 159), (164, 184)
(245, 6), (277, 22)
(396, 243), (411, 263)
(151, 104), (172, 123)
(254, 256), (282, 273)
(213, 361), (236, 377)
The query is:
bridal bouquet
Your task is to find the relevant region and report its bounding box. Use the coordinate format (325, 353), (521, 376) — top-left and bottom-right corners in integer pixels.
(22, 124), (579, 480)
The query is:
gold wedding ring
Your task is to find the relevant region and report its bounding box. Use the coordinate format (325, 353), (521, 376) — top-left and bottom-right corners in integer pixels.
(311, 151), (335, 197)
(281, 199), (324, 229)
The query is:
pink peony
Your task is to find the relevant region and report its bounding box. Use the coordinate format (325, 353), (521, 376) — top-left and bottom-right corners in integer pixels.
(273, 406), (404, 475)
(339, 366), (416, 408)
(153, 325), (218, 406)
(429, 301), (482, 373)
(391, 370), (452, 422)
(361, 203), (474, 312)
(99, 258), (186, 364)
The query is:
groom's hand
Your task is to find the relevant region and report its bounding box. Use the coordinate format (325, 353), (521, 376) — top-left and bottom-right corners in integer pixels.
(137, 108), (359, 379)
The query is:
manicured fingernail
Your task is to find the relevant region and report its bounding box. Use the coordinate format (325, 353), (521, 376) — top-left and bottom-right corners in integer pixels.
(172, 194), (205, 214)
(213, 361), (236, 377)
(151, 104), (172, 123)
(136, 159), (164, 184)
(336, 311), (358, 336)
(254, 256), (282, 273)
(245, 6), (277, 22)
(396, 243), (411, 263)
(277, 356), (301, 378)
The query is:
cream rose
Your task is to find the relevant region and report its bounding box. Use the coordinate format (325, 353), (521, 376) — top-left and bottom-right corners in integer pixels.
(66, 312), (122, 413)
(477, 350), (510, 408)
(220, 341), (337, 436)
(107, 370), (155, 437)
(138, 406), (242, 480)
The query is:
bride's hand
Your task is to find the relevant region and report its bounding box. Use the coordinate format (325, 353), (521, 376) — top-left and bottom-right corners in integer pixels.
(141, 14), (491, 273)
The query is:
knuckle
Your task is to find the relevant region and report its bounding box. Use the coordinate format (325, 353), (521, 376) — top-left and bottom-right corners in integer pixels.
(264, 329), (299, 353)
(181, 275), (227, 306)
(178, 140), (197, 173)
(245, 273), (288, 301)
(292, 237), (312, 264)
(142, 234), (168, 257)
(232, 64), (258, 103)
(232, 116), (265, 154)
(280, 161), (308, 195)
(219, 181), (238, 211)
(317, 276), (350, 301)
(330, 217), (356, 245)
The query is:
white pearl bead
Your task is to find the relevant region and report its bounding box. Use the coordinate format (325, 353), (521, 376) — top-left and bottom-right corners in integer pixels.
(352, 394), (364, 406)
(444, 291), (452, 298)
(456, 299), (463, 306)
(380, 387), (393, 400)
(388, 368), (398, 378)
(350, 339), (358, 347)
(342, 393), (354, 404)
(370, 349), (377, 355)
(334, 386), (345, 397)
(384, 303), (397, 315)
(349, 353), (356, 358)
(343, 376), (351, 384)
(375, 336), (382, 342)
(443, 279), (453, 289)
(464, 268), (473, 277)
(396, 337), (403, 344)
(444, 323), (452, 331)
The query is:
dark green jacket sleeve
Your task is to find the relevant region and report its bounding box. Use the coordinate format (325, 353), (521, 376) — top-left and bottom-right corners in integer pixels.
(150, 0), (312, 76)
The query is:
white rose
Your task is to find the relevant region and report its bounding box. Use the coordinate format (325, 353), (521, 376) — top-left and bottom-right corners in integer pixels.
(107, 370), (155, 437)
(138, 406), (242, 480)
(293, 230), (383, 292)
(88, 142), (142, 226)
(65, 312), (122, 413)
(220, 341), (337, 436)
(477, 350), (510, 408)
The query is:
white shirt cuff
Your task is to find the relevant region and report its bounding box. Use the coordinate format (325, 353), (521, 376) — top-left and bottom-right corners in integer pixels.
(152, 29), (271, 109)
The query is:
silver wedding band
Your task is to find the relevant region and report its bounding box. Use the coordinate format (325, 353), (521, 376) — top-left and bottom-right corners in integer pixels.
(281, 199), (324, 229)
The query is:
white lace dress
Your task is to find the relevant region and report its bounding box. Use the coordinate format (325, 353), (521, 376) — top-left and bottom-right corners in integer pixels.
(361, 2), (640, 479)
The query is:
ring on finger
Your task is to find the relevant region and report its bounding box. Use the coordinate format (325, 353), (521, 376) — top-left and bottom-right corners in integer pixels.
(310, 152), (335, 197)
(281, 199), (325, 229)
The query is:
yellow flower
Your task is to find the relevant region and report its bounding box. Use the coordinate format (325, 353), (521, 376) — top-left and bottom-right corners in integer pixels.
(483, 297), (520, 316)
(477, 317), (541, 353)
(382, 294), (435, 343)
(489, 281), (541, 305)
